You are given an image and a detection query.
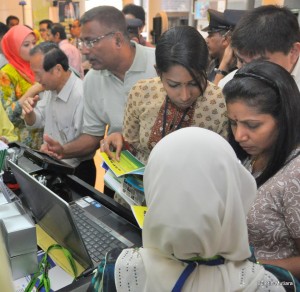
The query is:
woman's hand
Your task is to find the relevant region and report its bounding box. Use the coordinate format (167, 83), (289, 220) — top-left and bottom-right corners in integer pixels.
(100, 132), (124, 161)
(0, 137), (8, 144)
(18, 83), (44, 107)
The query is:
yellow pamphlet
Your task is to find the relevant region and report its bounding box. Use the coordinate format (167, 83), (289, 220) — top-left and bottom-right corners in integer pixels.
(131, 205), (148, 229)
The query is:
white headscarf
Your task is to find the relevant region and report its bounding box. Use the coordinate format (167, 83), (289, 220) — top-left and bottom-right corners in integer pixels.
(116, 127), (269, 292)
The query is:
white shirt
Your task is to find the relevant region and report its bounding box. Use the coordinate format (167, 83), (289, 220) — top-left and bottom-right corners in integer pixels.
(291, 57), (300, 91)
(26, 72), (84, 167)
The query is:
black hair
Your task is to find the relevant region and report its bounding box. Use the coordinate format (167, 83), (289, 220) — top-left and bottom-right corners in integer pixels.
(223, 60), (300, 187)
(155, 26), (208, 96)
(231, 5), (300, 57)
(50, 23), (67, 40)
(6, 15), (19, 26)
(122, 4), (146, 25)
(0, 22), (8, 38)
(30, 42), (69, 72)
(80, 6), (128, 38)
(39, 19), (53, 29)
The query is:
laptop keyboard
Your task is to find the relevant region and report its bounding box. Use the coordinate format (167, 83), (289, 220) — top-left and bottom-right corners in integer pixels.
(70, 204), (127, 263)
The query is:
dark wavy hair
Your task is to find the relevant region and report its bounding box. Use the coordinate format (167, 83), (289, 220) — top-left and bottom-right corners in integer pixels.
(155, 26), (208, 96)
(223, 60), (300, 187)
(122, 4), (146, 25)
(30, 42), (69, 72)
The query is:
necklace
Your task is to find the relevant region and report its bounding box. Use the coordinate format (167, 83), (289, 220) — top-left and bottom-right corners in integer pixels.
(249, 155), (265, 178)
(250, 156), (257, 171)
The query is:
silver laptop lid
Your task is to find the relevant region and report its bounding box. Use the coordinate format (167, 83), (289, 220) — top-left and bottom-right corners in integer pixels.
(7, 159), (93, 270)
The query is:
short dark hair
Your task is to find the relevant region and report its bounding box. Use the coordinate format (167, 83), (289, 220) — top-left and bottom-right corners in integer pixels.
(231, 5), (300, 57)
(30, 42), (69, 72)
(223, 60), (300, 187)
(6, 15), (19, 26)
(155, 26), (208, 96)
(122, 4), (146, 25)
(80, 6), (128, 37)
(0, 22), (8, 38)
(50, 23), (67, 40)
(39, 19), (53, 29)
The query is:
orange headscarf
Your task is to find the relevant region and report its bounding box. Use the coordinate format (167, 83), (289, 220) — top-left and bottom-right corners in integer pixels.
(2, 25), (35, 84)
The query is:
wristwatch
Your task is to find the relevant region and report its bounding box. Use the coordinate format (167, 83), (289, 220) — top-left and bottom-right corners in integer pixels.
(214, 68), (228, 76)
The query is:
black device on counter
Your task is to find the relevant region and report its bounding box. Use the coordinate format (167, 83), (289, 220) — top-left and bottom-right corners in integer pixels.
(23, 148), (75, 175)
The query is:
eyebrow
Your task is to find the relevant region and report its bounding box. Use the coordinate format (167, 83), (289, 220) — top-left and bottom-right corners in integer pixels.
(166, 79), (195, 84)
(228, 117), (261, 123)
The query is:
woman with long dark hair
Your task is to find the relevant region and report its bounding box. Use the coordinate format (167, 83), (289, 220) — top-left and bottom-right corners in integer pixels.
(223, 60), (300, 278)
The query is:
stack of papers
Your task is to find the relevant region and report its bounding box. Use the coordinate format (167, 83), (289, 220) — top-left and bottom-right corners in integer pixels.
(100, 151), (145, 206)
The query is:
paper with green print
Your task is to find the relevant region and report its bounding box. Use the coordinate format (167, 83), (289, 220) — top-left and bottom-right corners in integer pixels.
(100, 150), (145, 177)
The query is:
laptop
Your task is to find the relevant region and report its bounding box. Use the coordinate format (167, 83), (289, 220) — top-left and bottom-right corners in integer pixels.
(7, 159), (142, 274)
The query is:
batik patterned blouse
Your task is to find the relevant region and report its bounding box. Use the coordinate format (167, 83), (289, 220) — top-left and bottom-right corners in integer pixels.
(123, 77), (228, 164)
(0, 64), (43, 149)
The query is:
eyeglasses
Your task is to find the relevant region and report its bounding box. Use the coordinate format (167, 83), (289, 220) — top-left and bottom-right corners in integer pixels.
(78, 32), (115, 49)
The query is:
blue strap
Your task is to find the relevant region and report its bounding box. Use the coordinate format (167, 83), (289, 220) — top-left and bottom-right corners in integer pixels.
(172, 257), (225, 292)
(172, 263), (197, 292)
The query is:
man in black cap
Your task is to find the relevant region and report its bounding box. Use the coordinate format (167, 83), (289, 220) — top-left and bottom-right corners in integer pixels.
(203, 9), (244, 82)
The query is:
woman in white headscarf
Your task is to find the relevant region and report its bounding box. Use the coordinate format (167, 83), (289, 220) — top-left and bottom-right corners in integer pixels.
(114, 127), (286, 292)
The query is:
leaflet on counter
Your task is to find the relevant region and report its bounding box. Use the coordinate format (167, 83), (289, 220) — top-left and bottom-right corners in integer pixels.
(100, 150), (145, 177)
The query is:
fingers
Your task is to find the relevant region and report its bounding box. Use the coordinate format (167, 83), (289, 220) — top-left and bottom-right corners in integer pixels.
(33, 94), (40, 102)
(42, 134), (64, 159)
(43, 134), (54, 144)
(0, 137), (8, 144)
(22, 97), (38, 114)
(100, 140), (116, 160)
(100, 133), (124, 161)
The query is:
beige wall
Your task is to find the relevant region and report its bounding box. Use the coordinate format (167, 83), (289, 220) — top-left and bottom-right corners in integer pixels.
(0, 0), (34, 27)
(262, 0), (284, 4)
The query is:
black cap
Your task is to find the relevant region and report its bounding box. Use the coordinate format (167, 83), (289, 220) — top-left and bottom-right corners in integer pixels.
(202, 9), (246, 33)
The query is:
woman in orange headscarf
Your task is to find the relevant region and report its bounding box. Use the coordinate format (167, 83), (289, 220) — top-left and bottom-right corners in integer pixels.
(0, 25), (43, 149)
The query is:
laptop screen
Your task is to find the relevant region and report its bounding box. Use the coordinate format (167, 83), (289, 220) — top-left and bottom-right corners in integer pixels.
(8, 159), (93, 270)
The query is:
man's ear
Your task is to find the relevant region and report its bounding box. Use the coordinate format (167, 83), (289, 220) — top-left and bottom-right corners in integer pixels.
(54, 64), (63, 75)
(114, 32), (123, 47)
(290, 42), (300, 64)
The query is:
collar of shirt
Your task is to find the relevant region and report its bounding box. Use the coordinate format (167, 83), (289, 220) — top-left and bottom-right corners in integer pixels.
(291, 57), (300, 90)
(53, 71), (78, 102)
(99, 42), (154, 78)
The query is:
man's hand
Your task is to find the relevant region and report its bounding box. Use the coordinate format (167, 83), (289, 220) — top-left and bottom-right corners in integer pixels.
(41, 134), (64, 159)
(100, 132), (124, 161)
(22, 95), (39, 115)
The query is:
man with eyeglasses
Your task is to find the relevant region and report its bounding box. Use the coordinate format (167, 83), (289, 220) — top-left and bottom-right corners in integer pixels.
(69, 19), (91, 74)
(69, 19), (81, 48)
(39, 19), (53, 42)
(41, 6), (156, 192)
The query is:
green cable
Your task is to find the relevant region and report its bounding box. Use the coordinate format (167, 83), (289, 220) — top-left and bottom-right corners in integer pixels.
(25, 243), (78, 292)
